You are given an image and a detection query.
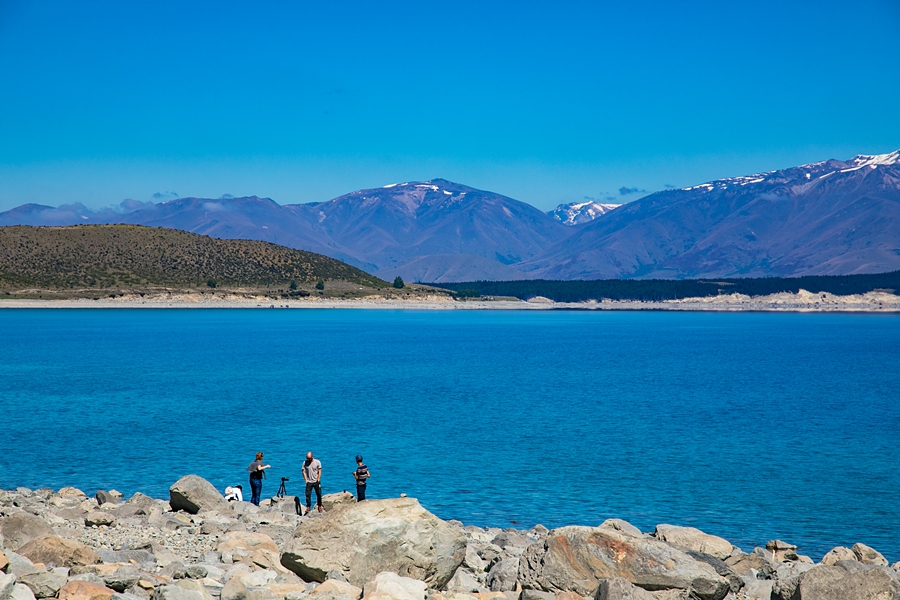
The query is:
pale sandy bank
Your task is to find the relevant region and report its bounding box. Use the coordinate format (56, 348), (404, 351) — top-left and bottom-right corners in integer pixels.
(1, 289), (898, 312)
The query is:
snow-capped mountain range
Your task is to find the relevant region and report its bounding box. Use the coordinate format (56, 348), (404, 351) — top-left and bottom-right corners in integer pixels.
(2, 150), (898, 281)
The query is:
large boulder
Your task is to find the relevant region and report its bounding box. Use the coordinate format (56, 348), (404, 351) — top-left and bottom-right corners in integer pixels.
(17, 536), (100, 567)
(95, 491), (119, 506)
(220, 577), (249, 600)
(321, 493), (356, 512)
(852, 543), (889, 566)
(0, 574), (17, 600)
(594, 578), (656, 600)
(773, 563), (900, 600)
(0, 514), (53, 551)
(57, 580), (115, 600)
(486, 559), (519, 592)
(149, 586), (203, 600)
(517, 526), (728, 600)
(820, 546), (856, 565)
(653, 525), (733, 560)
(309, 579), (362, 600)
(169, 476), (228, 514)
(10, 584), (35, 600)
(280, 497), (466, 588)
(17, 572), (63, 599)
(724, 551), (771, 577)
(363, 572), (426, 600)
(216, 531), (279, 554)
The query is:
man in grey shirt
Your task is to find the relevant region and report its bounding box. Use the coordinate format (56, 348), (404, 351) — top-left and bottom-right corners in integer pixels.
(303, 451), (323, 513)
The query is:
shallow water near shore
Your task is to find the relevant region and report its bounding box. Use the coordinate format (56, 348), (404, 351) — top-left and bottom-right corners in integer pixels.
(2, 309), (899, 561)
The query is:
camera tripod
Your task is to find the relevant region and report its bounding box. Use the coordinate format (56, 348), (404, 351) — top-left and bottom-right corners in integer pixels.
(276, 477), (289, 498)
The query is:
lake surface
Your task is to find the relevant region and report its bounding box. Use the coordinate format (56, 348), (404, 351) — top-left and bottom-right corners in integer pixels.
(1, 309), (898, 561)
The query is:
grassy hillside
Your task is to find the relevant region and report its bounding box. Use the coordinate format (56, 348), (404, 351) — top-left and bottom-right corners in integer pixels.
(0, 225), (385, 295)
(435, 271), (900, 302)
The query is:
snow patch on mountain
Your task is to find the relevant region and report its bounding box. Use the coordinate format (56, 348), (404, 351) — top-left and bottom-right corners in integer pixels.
(550, 201), (621, 225)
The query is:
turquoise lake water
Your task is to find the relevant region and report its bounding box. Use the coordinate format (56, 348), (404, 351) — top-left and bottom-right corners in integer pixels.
(1, 309), (898, 561)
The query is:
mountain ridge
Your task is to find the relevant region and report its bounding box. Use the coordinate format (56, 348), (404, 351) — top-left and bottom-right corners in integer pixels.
(2, 150), (898, 281)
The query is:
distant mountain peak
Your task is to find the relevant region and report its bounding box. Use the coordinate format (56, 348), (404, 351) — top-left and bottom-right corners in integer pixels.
(846, 149), (900, 168)
(549, 200), (621, 225)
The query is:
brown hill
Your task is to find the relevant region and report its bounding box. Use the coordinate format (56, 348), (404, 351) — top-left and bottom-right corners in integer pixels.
(0, 225), (385, 293)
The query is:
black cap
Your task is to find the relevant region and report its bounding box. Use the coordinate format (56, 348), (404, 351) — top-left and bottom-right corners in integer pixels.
(356, 455), (363, 462)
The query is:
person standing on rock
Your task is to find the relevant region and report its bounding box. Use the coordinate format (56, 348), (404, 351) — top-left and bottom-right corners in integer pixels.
(247, 452), (271, 506)
(352, 455), (370, 501)
(303, 451), (323, 513)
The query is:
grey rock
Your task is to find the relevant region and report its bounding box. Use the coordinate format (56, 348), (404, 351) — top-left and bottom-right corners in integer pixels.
(445, 568), (481, 593)
(599, 519), (643, 538)
(84, 512), (116, 527)
(161, 562), (187, 580)
(0, 574), (17, 600)
(95, 492), (120, 506)
(654, 525), (733, 560)
(520, 591), (554, 600)
(97, 550), (157, 567)
(325, 571), (348, 584)
(200, 551), (223, 565)
(723, 552), (771, 577)
(774, 564), (900, 600)
(0, 514), (52, 551)
(3, 551), (37, 577)
(68, 574), (105, 585)
(478, 545), (503, 566)
(220, 578), (250, 600)
(111, 594), (147, 600)
(280, 497), (466, 588)
(517, 526), (728, 600)
(169, 476), (228, 515)
(320, 493), (355, 512)
(492, 533), (533, 551)
(852, 542), (889, 566)
(124, 587), (150, 600)
(268, 497), (303, 517)
(594, 577), (655, 600)
(362, 572), (425, 600)
(53, 509), (87, 523)
(17, 571), (63, 599)
(682, 551), (742, 593)
(103, 570), (141, 593)
(487, 558), (519, 592)
(10, 584), (36, 600)
(739, 578), (773, 600)
(463, 546), (485, 573)
(820, 546), (856, 566)
(151, 585), (205, 600)
(186, 566), (208, 580)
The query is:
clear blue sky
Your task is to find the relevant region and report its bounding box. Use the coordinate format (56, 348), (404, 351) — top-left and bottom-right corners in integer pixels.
(1, 0), (898, 211)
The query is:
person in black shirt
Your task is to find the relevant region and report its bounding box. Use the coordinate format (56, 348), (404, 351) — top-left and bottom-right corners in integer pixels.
(352, 455), (370, 501)
(247, 452), (271, 506)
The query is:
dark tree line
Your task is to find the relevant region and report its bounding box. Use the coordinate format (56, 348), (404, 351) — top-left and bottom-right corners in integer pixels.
(433, 271), (900, 302)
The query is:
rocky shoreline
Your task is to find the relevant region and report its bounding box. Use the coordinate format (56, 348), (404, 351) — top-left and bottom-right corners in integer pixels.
(1, 476), (898, 600)
(1, 289), (899, 312)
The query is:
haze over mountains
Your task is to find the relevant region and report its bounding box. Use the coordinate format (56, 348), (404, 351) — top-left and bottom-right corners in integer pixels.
(3, 151), (899, 282)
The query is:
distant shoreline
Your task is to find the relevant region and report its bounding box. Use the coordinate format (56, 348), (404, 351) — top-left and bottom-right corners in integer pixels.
(1, 289), (898, 312)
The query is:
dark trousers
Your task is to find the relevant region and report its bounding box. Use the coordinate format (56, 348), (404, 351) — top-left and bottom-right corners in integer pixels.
(356, 484), (366, 501)
(305, 481), (322, 508)
(249, 477), (262, 506)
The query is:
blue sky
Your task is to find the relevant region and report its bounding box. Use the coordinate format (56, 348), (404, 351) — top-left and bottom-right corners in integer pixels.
(1, 0), (898, 211)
